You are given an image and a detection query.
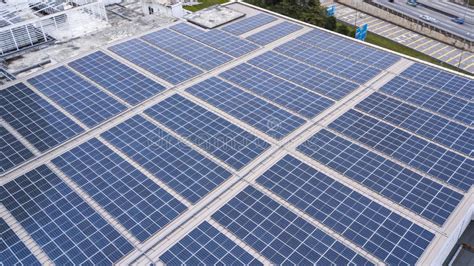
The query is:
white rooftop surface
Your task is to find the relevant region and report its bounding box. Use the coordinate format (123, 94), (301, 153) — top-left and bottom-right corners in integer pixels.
(185, 5), (245, 28)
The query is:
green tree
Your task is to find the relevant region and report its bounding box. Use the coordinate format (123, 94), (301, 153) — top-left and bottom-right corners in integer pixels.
(324, 16), (337, 30)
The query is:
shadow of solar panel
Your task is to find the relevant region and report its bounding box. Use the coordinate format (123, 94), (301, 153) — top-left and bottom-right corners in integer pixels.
(186, 77), (306, 139)
(101, 115), (232, 204)
(212, 186), (373, 265)
(247, 22), (303, 46)
(52, 138), (188, 242)
(257, 155), (435, 264)
(1, 218), (40, 265)
(0, 83), (84, 152)
(160, 221), (262, 265)
(1, 126), (34, 173)
(69, 51), (166, 106)
(221, 13), (277, 35)
(1, 165), (134, 264)
(28, 66), (127, 128)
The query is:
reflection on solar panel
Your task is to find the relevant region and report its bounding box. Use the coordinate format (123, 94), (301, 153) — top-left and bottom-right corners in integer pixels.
(248, 51), (359, 100)
(257, 155), (435, 264)
(247, 22), (302, 45)
(170, 23), (259, 57)
(276, 39), (381, 83)
(220, 63), (334, 118)
(69, 51), (166, 106)
(356, 92), (473, 156)
(28, 66), (127, 127)
(142, 29), (232, 70)
(145, 94), (270, 170)
(329, 109), (473, 191)
(1, 218), (40, 265)
(1, 165), (134, 264)
(159, 221), (262, 265)
(380, 77), (472, 125)
(0, 83), (84, 152)
(52, 138), (188, 242)
(221, 13), (277, 35)
(400, 63), (473, 100)
(298, 129), (463, 225)
(186, 77), (306, 139)
(109, 39), (202, 84)
(212, 186), (373, 265)
(101, 115), (232, 203)
(1, 126), (34, 173)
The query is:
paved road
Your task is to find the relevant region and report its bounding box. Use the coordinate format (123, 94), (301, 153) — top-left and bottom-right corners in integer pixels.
(373, 0), (474, 41)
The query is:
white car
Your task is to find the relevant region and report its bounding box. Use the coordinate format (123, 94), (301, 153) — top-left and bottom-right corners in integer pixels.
(419, 15), (438, 23)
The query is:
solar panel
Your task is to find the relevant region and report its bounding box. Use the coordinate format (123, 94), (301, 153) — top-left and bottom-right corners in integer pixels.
(219, 63), (334, 119)
(159, 221), (262, 265)
(69, 51), (166, 106)
(212, 186), (373, 265)
(145, 94), (270, 170)
(248, 51), (360, 100)
(356, 92), (473, 156)
(1, 126), (34, 173)
(101, 115), (232, 204)
(142, 29), (233, 70)
(329, 109), (473, 191)
(246, 21), (303, 45)
(298, 129), (463, 225)
(170, 23), (259, 57)
(28, 66), (127, 128)
(379, 76), (472, 125)
(109, 38), (202, 84)
(0, 83), (84, 152)
(221, 13), (277, 35)
(1, 165), (134, 264)
(257, 155), (435, 264)
(186, 77), (306, 139)
(1, 218), (40, 265)
(52, 138), (188, 242)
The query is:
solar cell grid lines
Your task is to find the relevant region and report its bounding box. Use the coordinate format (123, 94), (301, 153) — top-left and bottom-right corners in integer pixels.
(52, 138), (188, 242)
(298, 129), (463, 225)
(145, 94), (270, 170)
(142, 29), (233, 70)
(159, 221), (262, 265)
(256, 155), (435, 264)
(69, 51), (166, 106)
(28, 66), (127, 128)
(0, 83), (84, 152)
(101, 115), (232, 204)
(246, 21), (303, 45)
(186, 77), (306, 140)
(212, 186), (373, 265)
(108, 38), (202, 84)
(1, 126), (34, 173)
(221, 13), (277, 35)
(219, 63), (334, 119)
(1, 218), (40, 265)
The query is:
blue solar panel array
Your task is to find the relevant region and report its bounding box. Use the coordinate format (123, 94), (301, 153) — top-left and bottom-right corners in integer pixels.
(186, 77), (306, 139)
(1, 165), (134, 264)
(1, 218), (40, 265)
(1, 126), (34, 173)
(212, 186), (373, 265)
(329, 109), (473, 191)
(248, 51), (360, 100)
(101, 115), (232, 203)
(142, 29), (232, 70)
(69, 51), (166, 106)
(52, 138), (188, 242)
(145, 94), (270, 170)
(356, 92), (473, 156)
(170, 23), (259, 57)
(159, 221), (262, 265)
(220, 63), (334, 119)
(298, 129), (463, 225)
(1, 83), (84, 152)
(221, 13), (277, 35)
(257, 155), (435, 264)
(109, 39), (202, 84)
(247, 22), (303, 45)
(28, 66), (127, 128)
